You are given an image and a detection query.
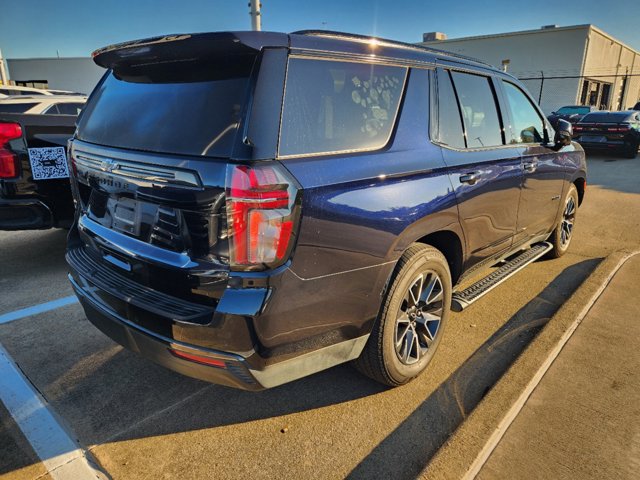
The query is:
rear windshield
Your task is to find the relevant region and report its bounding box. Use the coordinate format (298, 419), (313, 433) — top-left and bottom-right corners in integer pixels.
(581, 112), (631, 123)
(76, 68), (252, 158)
(557, 106), (591, 115)
(0, 103), (38, 113)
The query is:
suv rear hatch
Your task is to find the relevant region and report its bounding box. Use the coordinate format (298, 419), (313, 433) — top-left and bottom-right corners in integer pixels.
(68, 32), (291, 325)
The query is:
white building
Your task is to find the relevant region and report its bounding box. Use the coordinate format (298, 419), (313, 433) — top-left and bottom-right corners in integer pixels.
(420, 24), (640, 114)
(5, 57), (103, 95)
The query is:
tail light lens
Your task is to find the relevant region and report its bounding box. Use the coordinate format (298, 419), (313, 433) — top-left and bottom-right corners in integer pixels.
(226, 164), (299, 270)
(0, 122), (22, 179)
(606, 125), (630, 132)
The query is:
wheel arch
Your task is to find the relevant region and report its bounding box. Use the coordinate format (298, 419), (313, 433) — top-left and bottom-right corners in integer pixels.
(573, 176), (586, 206)
(414, 230), (464, 285)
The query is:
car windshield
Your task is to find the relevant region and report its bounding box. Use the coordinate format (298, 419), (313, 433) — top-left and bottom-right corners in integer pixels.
(556, 106), (590, 115)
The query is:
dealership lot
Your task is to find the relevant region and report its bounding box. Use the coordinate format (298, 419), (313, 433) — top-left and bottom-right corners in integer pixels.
(1, 153), (639, 480)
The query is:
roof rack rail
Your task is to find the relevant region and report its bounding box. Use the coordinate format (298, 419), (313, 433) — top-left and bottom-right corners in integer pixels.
(291, 30), (493, 68)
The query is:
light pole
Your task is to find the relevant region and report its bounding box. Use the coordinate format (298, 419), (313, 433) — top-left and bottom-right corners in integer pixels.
(0, 49), (8, 85)
(249, 0), (262, 31)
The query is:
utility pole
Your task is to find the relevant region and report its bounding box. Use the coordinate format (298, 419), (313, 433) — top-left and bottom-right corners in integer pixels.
(0, 48), (8, 85)
(249, 0), (262, 31)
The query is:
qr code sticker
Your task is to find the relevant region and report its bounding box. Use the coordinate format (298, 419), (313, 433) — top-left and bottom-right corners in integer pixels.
(28, 147), (69, 180)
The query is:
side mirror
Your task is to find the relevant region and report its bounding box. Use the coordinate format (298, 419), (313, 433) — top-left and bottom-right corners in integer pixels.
(551, 111), (556, 115)
(554, 119), (573, 149)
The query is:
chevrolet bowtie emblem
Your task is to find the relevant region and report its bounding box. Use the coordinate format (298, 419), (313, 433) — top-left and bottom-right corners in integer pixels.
(99, 159), (119, 173)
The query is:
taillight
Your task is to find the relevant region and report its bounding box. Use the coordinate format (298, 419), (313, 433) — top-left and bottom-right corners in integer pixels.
(0, 122), (22, 179)
(606, 125), (630, 132)
(225, 164), (299, 270)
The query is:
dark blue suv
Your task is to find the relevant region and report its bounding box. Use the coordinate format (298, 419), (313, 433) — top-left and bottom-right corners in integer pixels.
(66, 31), (586, 390)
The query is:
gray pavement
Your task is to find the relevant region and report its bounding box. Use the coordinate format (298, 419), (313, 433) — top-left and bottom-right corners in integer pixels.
(478, 252), (640, 480)
(0, 153), (639, 479)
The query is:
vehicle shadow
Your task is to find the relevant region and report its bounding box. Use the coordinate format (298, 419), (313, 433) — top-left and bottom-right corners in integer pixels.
(345, 257), (601, 479)
(0, 257), (600, 478)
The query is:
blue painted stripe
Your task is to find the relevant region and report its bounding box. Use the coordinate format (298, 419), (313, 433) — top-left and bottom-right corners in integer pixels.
(0, 295), (78, 325)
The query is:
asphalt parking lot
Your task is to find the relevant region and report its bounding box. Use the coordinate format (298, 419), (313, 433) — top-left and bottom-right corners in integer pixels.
(1, 153), (639, 480)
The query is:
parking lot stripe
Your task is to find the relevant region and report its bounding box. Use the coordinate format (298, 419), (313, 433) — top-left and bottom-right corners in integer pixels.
(0, 295), (78, 324)
(0, 343), (105, 479)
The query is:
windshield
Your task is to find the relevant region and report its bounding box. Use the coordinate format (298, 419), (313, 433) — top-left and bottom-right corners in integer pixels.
(77, 66), (252, 158)
(557, 106), (590, 115)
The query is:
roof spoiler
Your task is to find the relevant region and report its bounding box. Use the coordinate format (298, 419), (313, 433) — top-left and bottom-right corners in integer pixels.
(92, 31), (289, 70)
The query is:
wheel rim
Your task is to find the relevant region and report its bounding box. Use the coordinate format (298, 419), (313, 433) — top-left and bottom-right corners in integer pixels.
(395, 271), (444, 365)
(560, 195), (576, 247)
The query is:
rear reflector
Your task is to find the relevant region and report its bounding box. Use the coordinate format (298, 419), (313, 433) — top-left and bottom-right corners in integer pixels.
(0, 150), (18, 179)
(169, 348), (227, 368)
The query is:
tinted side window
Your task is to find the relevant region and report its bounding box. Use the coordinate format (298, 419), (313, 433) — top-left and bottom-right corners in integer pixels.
(450, 72), (503, 148)
(279, 58), (407, 157)
(436, 70), (465, 149)
(503, 82), (544, 144)
(43, 104), (61, 114)
(56, 103), (84, 115)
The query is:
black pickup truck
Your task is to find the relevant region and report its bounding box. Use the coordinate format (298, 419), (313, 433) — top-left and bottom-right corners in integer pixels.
(0, 113), (77, 230)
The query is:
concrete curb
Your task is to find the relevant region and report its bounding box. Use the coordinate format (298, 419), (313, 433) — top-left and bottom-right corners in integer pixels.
(420, 250), (639, 480)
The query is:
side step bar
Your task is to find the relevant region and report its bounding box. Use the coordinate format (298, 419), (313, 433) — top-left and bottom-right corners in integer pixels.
(451, 242), (553, 312)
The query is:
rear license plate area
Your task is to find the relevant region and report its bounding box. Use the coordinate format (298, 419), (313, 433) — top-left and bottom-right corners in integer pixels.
(112, 197), (142, 236)
(581, 135), (607, 143)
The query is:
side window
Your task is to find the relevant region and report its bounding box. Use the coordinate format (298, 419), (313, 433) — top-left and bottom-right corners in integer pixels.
(450, 71), (503, 148)
(436, 70), (466, 149)
(502, 82), (545, 144)
(279, 58), (407, 157)
(56, 103), (84, 115)
(43, 104), (61, 115)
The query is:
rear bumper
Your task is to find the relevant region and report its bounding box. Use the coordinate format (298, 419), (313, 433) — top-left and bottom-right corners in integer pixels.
(0, 198), (53, 230)
(69, 273), (265, 391)
(67, 245), (371, 390)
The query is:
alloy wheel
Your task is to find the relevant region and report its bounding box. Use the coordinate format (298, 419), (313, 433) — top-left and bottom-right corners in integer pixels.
(561, 196), (576, 247)
(395, 271), (444, 365)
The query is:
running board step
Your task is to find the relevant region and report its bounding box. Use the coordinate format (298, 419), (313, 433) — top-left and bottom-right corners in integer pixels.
(451, 242), (552, 312)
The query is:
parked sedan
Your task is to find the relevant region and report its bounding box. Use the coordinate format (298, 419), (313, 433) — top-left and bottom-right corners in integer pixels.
(573, 110), (640, 158)
(0, 95), (87, 115)
(0, 86), (78, 98)
(547, 105), (597, 129)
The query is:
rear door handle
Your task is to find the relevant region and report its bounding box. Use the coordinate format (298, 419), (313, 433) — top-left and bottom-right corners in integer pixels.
(523, 161), (537, 173)
(459, 172), (481, 185)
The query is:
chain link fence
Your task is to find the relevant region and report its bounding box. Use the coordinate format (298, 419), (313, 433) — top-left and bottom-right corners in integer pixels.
(517, 73), (640, 116)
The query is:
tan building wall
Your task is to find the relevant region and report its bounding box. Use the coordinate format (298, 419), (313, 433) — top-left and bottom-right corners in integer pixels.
(421, 25), (640, 114)
(583, 28), (640, 109)
(6, 57), (103, 95)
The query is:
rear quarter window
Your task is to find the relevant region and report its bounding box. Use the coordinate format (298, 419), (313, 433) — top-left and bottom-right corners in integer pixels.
(278, 58), (407, 157)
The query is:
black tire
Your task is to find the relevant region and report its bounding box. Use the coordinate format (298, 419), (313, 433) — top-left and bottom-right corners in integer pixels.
(623, 139), (639, 159)
(353, 243), (452, 387)
(547, 184), (579, 259)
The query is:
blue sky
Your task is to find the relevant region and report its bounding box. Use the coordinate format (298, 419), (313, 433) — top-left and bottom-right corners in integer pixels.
(1, 0), (639, 58)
